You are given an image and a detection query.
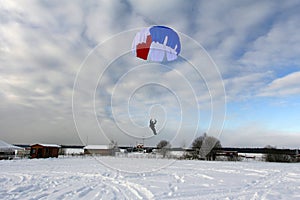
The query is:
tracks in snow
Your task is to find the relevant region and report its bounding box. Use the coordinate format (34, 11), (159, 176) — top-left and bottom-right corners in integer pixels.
(1, 171), (154, 200)
(1, 158), (300, 199)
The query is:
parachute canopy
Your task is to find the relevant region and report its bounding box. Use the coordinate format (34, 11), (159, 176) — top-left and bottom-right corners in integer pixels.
(132, 26), (181, 62)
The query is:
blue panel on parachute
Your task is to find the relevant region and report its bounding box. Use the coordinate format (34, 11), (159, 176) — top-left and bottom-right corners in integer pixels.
(149, 26), (181, 55)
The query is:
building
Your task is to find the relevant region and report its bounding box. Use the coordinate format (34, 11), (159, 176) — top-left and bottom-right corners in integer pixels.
(0, 140), (23, 160)
(83, 145), (116, 156)
(30, 144), (61, 159)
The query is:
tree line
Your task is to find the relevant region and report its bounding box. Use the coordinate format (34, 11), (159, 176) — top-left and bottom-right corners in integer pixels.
(156, 133), (300, 163)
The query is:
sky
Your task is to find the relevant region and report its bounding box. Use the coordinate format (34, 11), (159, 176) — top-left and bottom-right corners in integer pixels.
(1, 0), (300, 148)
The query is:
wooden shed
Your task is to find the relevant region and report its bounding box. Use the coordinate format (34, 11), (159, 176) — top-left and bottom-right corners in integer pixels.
(30, 144), (61, 159)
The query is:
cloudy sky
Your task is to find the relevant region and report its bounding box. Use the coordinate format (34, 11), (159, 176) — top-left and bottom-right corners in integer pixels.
(1, 0), (300, 148)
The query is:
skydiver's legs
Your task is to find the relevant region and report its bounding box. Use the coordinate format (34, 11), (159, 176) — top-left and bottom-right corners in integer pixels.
(153, 129), (157, 135)
(153, 130), (157, 135)
(150, 126), (157, 135)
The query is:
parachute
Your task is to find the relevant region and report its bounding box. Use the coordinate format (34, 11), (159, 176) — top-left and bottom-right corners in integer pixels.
(132, 26), (181, 62)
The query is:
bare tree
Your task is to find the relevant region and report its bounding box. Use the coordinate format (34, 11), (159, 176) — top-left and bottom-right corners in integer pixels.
(109, 140), (119, 156)
(191, 133), (221, 160)
(191, 135), (206, 159)
(157, 140), (171, 158)
(202, 136), (221, 160)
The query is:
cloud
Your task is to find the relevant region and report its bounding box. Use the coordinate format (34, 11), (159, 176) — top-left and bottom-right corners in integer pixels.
(0, 1), (90, 144)
(224, 71), (274, 101)
(258, 71), (300, 97)
(236, 3), (300, 71)
(221, 124), (300, 149)
(0, 1), (299, 147)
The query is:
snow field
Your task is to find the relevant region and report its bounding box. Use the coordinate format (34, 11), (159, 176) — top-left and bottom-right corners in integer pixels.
(1, 157), (300, 199)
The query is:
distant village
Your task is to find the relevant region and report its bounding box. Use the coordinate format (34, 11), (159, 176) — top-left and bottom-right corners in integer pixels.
(1, 138), (300, 163)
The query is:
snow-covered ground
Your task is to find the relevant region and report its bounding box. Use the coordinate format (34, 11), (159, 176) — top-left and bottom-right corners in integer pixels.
(1, 156), (300, 200)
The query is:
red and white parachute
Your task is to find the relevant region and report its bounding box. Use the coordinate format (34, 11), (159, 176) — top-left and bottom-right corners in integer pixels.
(132, 26), (181, 62)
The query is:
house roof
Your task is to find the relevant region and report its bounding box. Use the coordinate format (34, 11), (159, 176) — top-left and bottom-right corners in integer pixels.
(31, 143), (61, 148)
(83, 145), (111, 150)
(0, 140), (24, 151)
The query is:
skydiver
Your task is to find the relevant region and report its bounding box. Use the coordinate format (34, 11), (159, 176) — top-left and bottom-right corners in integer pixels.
(149, 119), (157, 135)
